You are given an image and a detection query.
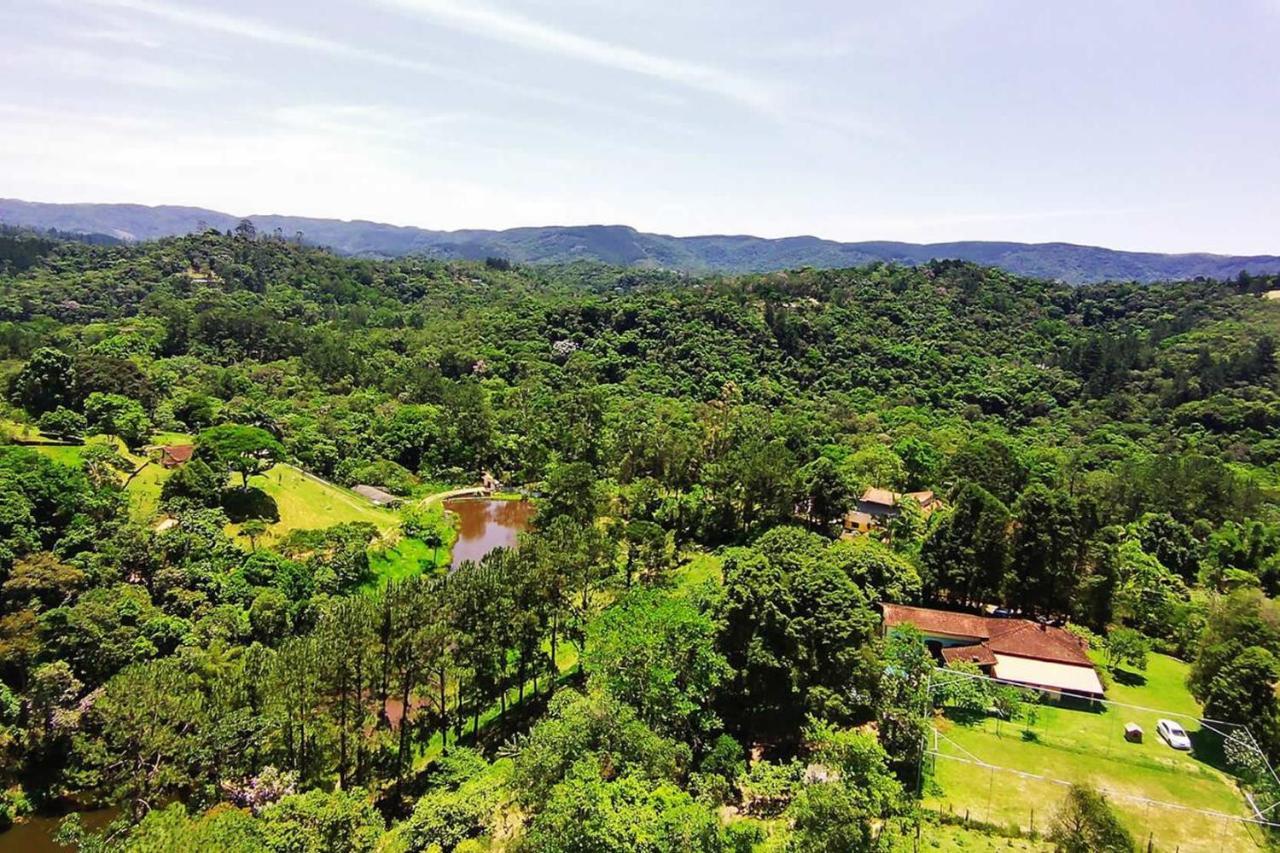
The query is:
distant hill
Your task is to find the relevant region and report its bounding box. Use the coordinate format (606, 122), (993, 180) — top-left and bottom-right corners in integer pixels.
(3, 197), (1278, 284)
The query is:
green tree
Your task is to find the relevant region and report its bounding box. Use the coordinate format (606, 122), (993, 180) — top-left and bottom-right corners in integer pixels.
(584, 589), (730, 743)
(37, 407), (86, 440)
(258, 789), (385, 853)
(797, 455), (851, 532)
(74, 659), (205, 818)
(84, 392), (152, 450)
(524, 764), (722, 853)
(10, 347), (76, 416)
(540, 460), (603, 527)
(1103, 627), (1148, 672)
(1049, 783), (1134, 853)
(160, 458), (223, 509)
(921, 483), (1010, 605)
(785, 722), (905, 852)
(948, 436), (1027, 505)
(1007, 484), (1081, 614)
(197, 425), (285, 490)
(249, 589), (291, 645)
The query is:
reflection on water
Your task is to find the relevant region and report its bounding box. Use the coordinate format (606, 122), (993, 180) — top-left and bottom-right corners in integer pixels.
(0, 807), (119, 853)
(443, 498), (535, 569)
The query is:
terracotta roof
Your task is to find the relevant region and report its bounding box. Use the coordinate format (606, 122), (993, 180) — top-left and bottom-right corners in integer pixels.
(882, 603), (994, 640)
(906, 490), (937, 506)
(882, 603), (1092, 667)
(985, 621), (1093, 667)
(162, 444), (194, 462)
(940, 643), (997, 667)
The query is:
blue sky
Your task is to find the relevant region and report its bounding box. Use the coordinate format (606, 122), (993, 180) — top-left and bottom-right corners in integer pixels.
(3, 0), (1278, 252)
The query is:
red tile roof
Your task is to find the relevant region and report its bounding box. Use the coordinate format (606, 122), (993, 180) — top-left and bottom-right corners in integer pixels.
(940, 643), (997, 667)
(882, 604), (1092, 667)
(160, 445), (194, 466)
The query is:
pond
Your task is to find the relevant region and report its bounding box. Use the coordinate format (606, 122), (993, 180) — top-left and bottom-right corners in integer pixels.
(0, 807), (119, 853)
(443, 497), (535, 569)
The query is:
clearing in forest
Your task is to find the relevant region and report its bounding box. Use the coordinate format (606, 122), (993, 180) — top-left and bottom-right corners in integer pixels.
(923, 654), (1265, 852)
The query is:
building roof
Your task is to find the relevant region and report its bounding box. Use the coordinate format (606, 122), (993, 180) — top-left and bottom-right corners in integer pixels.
(860, 487), (898, 508)
(353, 485), (400, 506)
(882, 603), (995, 640)
(845, 510), (876, 528)
(991, 653), (1105, 696)
(940, 643), (997, 667)
(160, 444), (194, 464)
(882, 603), (1093, 667)
(905, 490), (940, 509)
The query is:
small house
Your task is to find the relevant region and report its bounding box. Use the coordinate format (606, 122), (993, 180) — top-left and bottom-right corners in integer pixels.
(881, 603), (1105, 699)
(843, 487), (943, 535)
(158, 445), (195, 468)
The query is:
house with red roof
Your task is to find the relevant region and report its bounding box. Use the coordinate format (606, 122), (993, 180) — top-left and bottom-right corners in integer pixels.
(882, 603), (1104, 699)
(157, 444), (195, 468)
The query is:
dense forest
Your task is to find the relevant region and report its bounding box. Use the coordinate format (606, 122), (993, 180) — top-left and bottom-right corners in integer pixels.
(0, 226), (1278, 851)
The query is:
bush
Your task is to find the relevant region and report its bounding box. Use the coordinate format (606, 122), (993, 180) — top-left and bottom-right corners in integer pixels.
(723, 819), (765, 853)
(341, 458), (418, 495)
(161, 458), (223, 509)
(37, 407), (85, 440)
(1049, 783), (1133, 852)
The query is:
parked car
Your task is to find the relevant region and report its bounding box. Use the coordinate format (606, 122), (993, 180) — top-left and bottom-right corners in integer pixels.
(1156, 719), (1192, 750)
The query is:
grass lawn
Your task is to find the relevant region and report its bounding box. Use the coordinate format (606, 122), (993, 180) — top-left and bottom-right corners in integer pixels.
(24, 435), (171, 523)
(365, 531), (455, 590)
(925, 654), (1260, 852)
(889, 822), (1051, 852)
(148, 431), (194, 447)
(124, 456), (170, 522)
(231, 464), (401, 545)
(674, 550), (723, 594)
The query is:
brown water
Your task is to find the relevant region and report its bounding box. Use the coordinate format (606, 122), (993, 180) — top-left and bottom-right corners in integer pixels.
(443, 498), (534, 568)
(0, 807), (119, 853)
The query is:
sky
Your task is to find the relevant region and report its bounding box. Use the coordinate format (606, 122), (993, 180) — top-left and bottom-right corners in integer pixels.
(2, 0), (1279, 253)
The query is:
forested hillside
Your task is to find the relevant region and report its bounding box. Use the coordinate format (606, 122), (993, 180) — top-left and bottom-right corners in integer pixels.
(1, 229), (1279, 851)
(6, 198), (1280, 283)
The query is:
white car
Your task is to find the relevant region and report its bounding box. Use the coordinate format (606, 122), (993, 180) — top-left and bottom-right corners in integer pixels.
(1156, 719), (1192, 750)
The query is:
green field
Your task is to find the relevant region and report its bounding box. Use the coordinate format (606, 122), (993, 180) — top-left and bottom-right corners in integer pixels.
(20, 430), (469, 581)
(890, 822), (1051, 852)
(925, 654), (1260, 852)
(234, 464), (401, 545)
(365, 527), (456, 590)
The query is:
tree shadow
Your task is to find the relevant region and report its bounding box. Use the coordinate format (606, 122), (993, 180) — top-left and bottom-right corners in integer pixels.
(1188, 728), (1234, 776)
(1111, 668), (1147, 688)
(942, 708), (990, 728)
(221, 486), (280, 522)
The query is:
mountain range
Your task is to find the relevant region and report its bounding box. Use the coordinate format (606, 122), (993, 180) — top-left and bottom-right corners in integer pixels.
(3, 197), (1278, 285)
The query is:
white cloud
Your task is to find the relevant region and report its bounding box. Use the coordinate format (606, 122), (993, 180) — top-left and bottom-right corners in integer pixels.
(68, 26), (166, 49)
(72, 0), (706, 134)
(0, 45), (230, 90)
(372, 0), (779, 111)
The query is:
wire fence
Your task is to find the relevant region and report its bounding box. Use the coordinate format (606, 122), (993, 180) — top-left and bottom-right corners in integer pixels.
(920, 666), (1280, 852)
